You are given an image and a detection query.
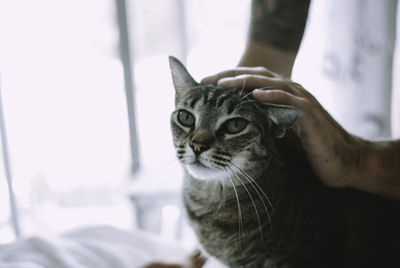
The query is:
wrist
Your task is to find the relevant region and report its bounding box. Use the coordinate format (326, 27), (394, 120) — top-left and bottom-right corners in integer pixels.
(238, 42), (296, 77)
(349, 138), (400, 200)
(348, 139), (377, 190)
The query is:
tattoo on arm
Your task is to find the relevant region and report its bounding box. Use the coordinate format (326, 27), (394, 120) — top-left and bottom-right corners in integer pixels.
(249, 0), (311, 52)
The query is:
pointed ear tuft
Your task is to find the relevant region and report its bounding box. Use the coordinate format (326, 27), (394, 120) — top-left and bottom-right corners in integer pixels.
(168, 56), (199, 99)
(261, 103), (303, 138)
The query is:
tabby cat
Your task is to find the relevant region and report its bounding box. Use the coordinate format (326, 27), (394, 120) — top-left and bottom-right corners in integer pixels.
(168, 56), (400, 268)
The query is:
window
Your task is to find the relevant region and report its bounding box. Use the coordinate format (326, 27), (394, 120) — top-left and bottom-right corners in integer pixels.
(0, 0), (132, 238)
(1, 0), (398, 245)
(129, 0), (250, 242)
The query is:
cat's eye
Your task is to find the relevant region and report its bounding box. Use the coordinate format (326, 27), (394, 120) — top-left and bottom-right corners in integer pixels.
(224, 118), (248, 134)
(178, 110), (195, 127)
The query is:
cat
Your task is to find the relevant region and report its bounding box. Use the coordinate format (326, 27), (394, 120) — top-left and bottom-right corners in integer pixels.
(168, 56), (400, 268)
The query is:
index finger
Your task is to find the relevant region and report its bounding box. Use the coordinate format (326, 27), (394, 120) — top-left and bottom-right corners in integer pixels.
(201, 67), (276, 85)
(252, 89), (306, 108)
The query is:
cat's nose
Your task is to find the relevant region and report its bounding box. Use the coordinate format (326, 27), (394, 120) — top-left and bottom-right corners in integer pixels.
(190, 129), (213, 155)
(190, 141), (210, 155)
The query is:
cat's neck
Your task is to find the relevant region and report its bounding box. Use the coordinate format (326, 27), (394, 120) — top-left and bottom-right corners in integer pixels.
(182, 159), (287, 218)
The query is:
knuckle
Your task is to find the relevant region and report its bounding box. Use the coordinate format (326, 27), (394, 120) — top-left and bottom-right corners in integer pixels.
(254, 66), (267, 72)
(298, 98), (311, 109)
(235, 74), (251, 81)
(255, 66), (277, 77)
(218, 69), (236, 78)
(291, 81), (303, 88)
(232, 69), (245, 77)
(275, 79), (288, 89)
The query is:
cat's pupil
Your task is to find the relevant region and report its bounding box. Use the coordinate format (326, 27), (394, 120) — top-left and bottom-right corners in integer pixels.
(225, 118), (247, 134)
(178, 110), (195, 127)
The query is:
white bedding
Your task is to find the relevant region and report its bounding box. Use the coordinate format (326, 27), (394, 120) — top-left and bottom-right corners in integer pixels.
(0, 225), (192, 268)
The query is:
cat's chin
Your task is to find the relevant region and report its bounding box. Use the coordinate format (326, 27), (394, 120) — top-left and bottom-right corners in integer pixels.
(185, 162), (226, 181)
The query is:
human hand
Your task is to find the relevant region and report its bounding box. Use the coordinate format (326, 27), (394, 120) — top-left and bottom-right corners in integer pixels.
(201, 67), (369, 189)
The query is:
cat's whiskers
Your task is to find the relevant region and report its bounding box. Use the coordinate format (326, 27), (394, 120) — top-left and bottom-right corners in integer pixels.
(133, 154), (183, 193)
(182, 174), (196, 188)
(160, 158), (187, 190)
(177, 150), (197, 165)
(214, 175), (226, 216)
(238, 90), (253, 103)
(213, 152), (231, 157)
(236, 99), (257, 109)
(230, 161), (275, 213)
(238, 79), (246, 98)
(227, 166), (264, 242)
(224, 167), (243, 252)
(235, 92), (254, 109)
(229, 164), (273, 229)
(236, 85), (275, 109)
(139, 153), (180, 176)
(200, 156), (229, 169)
(177, 155), (191, 159)
(213, 154), (231, 160)
(177, 154), (195, 162)
(231, 155), (275, 206)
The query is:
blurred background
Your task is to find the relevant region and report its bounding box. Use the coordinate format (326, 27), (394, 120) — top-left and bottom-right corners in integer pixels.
(0, 0), (399, 247)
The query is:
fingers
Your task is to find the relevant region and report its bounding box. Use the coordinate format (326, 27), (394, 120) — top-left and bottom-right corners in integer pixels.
(201, 67), (313, 110)
(201, 67), (278, 85)
(252, 89), (306, 108)
(216, 74), (286, 90)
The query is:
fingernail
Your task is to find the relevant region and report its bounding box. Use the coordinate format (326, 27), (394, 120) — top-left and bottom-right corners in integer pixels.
(217, 77), (233, 87)
(201, 76), (215, 84)
(252, 89), (264, 96)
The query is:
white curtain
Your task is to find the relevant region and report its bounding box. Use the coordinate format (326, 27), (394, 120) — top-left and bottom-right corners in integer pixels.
(295, 0), (398, 138)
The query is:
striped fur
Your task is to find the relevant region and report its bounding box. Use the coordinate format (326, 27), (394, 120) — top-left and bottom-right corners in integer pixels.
(169, 57), (400, 268)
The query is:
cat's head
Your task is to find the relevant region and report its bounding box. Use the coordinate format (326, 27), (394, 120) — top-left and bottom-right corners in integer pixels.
(169, 56), (302, 182)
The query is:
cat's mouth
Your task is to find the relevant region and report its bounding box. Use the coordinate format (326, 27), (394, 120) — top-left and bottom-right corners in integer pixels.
(185, 158), (225, 180)
(190, 158), (215, 170)
(197, 156), (228, 169)
(188, 159), (206, 168)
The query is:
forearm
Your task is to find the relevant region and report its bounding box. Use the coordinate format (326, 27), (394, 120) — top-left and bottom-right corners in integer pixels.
(239, 0), (311, 76)
(239, 42), (297, 77)
(352, 139), (400, 200)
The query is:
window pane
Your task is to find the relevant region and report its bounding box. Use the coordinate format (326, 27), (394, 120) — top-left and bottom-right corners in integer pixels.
(0, 0), (132, 235)
(130, 0), (250, 242)
(0, 152), (14, 242)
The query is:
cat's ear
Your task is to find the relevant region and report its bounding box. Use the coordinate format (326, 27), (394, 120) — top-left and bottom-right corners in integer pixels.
(261, 103), (303, 138)
(169, 56), (199, 99)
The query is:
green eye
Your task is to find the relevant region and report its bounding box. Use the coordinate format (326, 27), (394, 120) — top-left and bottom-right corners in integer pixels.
(178, 110), (195, 127)
(224, 118), (248, 134)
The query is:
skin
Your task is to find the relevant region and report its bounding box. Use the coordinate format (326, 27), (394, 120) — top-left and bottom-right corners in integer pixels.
(239, 0), (310, 76)
(201, 0), (400, 201)
(201, 68), (400, 201)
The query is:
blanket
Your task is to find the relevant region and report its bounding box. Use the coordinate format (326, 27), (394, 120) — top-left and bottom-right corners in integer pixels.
(0, 225), (191, 268)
